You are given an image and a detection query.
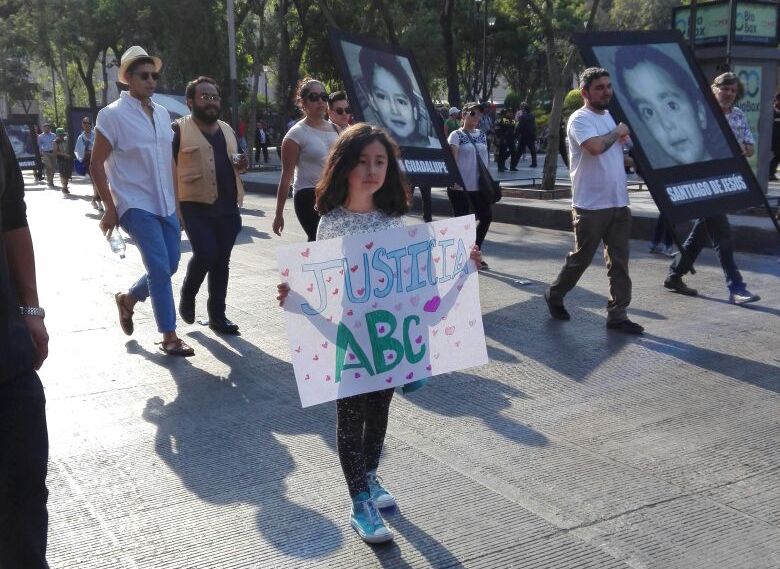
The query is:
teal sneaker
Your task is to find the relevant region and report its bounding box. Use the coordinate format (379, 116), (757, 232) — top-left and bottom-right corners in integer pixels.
(367, 470), (396, 509)
(350, 492), (393, 543)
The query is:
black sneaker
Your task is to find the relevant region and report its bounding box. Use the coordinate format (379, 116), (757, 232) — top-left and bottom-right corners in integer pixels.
(544, 290), (570, 320)
(479, 260), (489, 270)
(607, 319), (644, 334)
(729, 289), (760, 305)
(663, 275), (698, 296)
(179, 295), (195, 324)
(209, 317), (240, 335)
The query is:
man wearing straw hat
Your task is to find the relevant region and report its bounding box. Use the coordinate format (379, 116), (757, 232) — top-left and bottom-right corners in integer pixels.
(90, 46), (195, 356)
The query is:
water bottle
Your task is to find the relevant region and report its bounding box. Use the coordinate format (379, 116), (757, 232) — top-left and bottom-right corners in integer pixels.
(107, 228), (126, 259)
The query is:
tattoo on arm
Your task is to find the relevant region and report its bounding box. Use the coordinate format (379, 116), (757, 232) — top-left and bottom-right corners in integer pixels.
(601, 130), (619, 152)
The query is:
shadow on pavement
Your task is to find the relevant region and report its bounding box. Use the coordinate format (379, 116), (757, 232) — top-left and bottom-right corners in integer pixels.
(235, 225), (271, 244)
(239, 207), (267, 218)
(371, 511), (462, 568)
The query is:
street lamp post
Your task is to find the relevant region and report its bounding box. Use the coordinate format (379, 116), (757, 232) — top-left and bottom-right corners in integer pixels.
(226, 0), (239, 130)
(475, 0), (495, 102)
(262, 65), (271, 120)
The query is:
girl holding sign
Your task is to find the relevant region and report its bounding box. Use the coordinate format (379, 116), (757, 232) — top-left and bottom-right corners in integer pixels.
(278, 123), (482, 544)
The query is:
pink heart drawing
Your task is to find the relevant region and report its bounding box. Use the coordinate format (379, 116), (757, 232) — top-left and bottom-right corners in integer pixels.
(410, 295), (420, 307)
(433, 256), (441, 264)
(356, 288), (365, 296)
(423, 296), (441, 312)
(325, 375), (331, 382)
(415, 335), (422, 344)
(406, 372), (414, 380)
(469, 319), (476, 327)
(346, 309), (354, 316)
(372, 302), (378, 308)
(294, 345), (301, 353)
(354, 372), (361, 379)
(378, 277), (385, 283)
(425, 365), (432, 371)
(365, 241), (374, 250)
(432, 329), (439, 336)
(348, 353), (356, 361)
(332, 288), (339, 295)
(327, 315), (334, 322)
(350, 264), (359, 272)
(326, 276), (332, 283)
(387, 353), (394, 361)
(421, 265), (427, 272)
(439, 228), (448, 235)
(450, 254), (456, 260)
(378, 325), (386, 333)
(313, 354), (319, 361)
(307, 283), (314, 292)
(300, 248), (310, 258)
(304, 373), (310, 380)
(408, 228), (418, 237)
(281, 268), (289, 277)
(394, 303), (402, 311)
(404, 268), (411, 275)
(445, 326), (455, 336)
(321, 341), (329, 349)
(339, 269), (344, 275)
(385, 377), (393, 383)
(455, 341), (461, 347)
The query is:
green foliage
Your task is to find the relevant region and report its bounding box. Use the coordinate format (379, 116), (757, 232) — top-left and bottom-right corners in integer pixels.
(503, 92), (524, 112)
(563, 89), (583, 112)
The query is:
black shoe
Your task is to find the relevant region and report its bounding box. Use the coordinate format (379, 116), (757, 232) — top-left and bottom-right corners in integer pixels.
(729, 289), (760, 305)
(530, 163), (538, 168)
(209, 317), (240, 335)
(606, 319), (644, 334)
(179, 295), (195, 324)
(509, 167), (518, 171)
(497, 168), (506, 172)
(544, 290), (570, 320)
(663, 275), (698, 296)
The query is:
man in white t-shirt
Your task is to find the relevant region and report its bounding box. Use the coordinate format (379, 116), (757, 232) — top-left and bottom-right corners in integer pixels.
(545, 67), (644, 334)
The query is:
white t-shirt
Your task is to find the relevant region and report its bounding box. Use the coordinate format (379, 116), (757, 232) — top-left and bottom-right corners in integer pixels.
(567, 107), (628, 210)
(95, 91), (176, 219)
(283, 121), (339, 194)
(448, 128), (489, 192)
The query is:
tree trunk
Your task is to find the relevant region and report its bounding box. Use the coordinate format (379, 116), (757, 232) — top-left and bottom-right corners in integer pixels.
(277, 0), (292, 119)
(374, 0), (398, 45)
(440, 0), (460, 107)
(101, 49), (109, 106)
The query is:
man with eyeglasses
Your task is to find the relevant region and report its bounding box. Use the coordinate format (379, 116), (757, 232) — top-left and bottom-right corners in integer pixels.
(173, 76), (247, 335)
(90, 46), (195, 356)
(327, 91), (352, 131)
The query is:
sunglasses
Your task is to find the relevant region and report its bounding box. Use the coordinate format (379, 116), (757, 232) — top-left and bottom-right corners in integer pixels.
(333, 107), (351, 115)
(132, 71), (159, 81)
(198, 94), (221, 102)
(305, 92), (329, 103)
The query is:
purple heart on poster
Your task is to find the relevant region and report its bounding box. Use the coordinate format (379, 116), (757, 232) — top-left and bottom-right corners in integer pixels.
(423, 296), (441, 313)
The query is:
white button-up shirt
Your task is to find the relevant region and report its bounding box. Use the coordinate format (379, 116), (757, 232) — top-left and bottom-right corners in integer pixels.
(95, 91), (176, 219)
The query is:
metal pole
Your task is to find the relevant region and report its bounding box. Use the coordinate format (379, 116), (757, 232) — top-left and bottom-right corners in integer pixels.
(725, 0), (737, 69)
(687, 0), (698, 49)
(50, 66), (59, 126)
(227, 0), (239, 130)
(482, 0), (488, 101)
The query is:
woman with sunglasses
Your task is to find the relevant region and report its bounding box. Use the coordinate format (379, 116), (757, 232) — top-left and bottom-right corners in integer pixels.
(328, 91), (352, 131)
(447, 102), (493, 269)
(273, 78), (340, 241)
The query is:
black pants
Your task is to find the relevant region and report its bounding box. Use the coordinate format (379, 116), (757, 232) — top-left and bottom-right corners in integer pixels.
(446, 188), (492, 249)
(497, 139), (513, 170)
(254, 143), (269, 163)
(513, 136), (537, 168)
(0, 370), (49, 569)
(293, 188), (319, 242)
(414, 186), (432, 222)
(770, 146), (780, 178)
(181, 212), (242, 319)
(558, 137), (569, 168)
(651, 216), (674, 248)
(337, 389), (394, 498)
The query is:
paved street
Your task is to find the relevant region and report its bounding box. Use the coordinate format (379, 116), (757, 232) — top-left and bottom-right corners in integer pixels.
(26, 173), (780, 568)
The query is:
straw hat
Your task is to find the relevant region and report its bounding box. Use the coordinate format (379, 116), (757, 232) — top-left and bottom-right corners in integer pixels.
(117, 46), (162, 85)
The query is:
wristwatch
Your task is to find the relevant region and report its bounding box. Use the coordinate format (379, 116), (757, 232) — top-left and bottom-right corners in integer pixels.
(19, 306), (45, 318)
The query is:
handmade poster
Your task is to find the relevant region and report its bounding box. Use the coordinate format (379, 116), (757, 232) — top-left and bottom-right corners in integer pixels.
(277, 215), (488, 408)
(328, 28), (463, 188)
(574, 30), (765, 224)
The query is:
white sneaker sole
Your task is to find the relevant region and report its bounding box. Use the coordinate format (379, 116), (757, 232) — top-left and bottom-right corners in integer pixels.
(350, 518), (394, 544)
(373, 493), (396, 509)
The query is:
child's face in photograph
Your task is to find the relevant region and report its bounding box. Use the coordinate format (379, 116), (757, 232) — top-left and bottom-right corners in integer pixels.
(370, 65), (416, 139)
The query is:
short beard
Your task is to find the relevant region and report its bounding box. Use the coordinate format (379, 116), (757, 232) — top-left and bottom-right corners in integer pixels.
(588, 100), (610, 111)
(193, 105), (219, 124)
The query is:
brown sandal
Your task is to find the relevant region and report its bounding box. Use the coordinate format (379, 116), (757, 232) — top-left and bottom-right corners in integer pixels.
(115, 292), (134, 336)
(157, 338), (195, 357)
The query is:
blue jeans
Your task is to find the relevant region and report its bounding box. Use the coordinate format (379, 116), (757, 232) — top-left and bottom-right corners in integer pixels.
(120, 208), (181, 333)
(0, 370), (49, 569)
(180, 212), (241, 320)
(670, 214), (745, 292)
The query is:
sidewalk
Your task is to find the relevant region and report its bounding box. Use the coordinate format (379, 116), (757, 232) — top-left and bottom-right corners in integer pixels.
(28, 172), (780, 568)
(243, 153), (780, 255)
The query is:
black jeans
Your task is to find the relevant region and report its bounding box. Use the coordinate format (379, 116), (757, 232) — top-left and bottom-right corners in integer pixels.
(651, 216), (674, 248)
(413, 186), (432, 222)
(254, 143), (269, 163)
(293, 188), (319, 242)
(181, 212), (242, 320)
(337, 389), (394, 498)
(497, 139), (513, 170)
(446, 188), (492, 249)
(0, 370), (49, 569)
(513, 136), (537, 168)
(670, 214), (745, 292)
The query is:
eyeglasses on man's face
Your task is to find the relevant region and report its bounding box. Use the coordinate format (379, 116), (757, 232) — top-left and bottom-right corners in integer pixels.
(306, 92), (329, 103)
(132, 71), (159, 81)
(198, 94), (221, 103)
(333, 107), (351, 115)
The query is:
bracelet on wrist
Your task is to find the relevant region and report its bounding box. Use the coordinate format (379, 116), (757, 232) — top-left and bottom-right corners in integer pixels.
(19, 306), (45, 318)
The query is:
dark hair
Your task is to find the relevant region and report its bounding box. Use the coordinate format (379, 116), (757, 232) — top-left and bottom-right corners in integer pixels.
(295, 77), (324, 108)
(358, 48), (416, 109)
(579, 67), (610, 90)
(328, 90), (348, 106)
(614, 46), (700, 110)
(126, 57), (156, 77)
(315, 123), (410, 217)
(185, 76), (220, 99)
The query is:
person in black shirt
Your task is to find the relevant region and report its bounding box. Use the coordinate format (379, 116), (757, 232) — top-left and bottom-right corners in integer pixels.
(0, 121), (50, 568)
(512, 102), (538, 169)
(173, 77), (247, 334)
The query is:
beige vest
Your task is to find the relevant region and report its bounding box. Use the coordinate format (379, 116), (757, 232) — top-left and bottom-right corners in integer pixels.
(175, 115), (245, 206)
